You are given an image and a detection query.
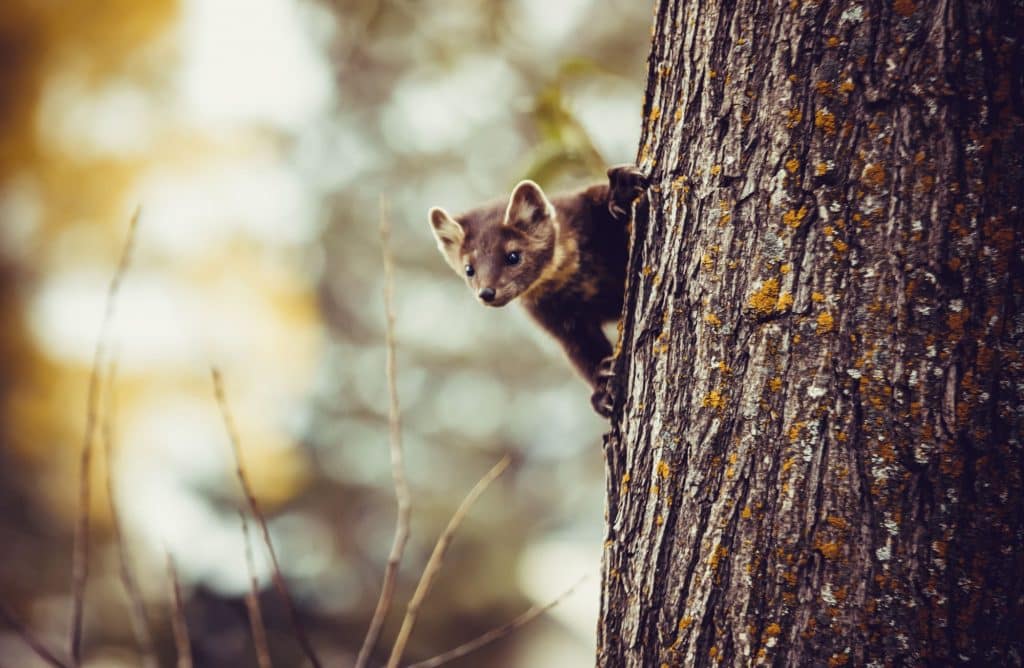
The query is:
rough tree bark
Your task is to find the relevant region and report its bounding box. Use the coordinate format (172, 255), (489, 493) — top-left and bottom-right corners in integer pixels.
(598, 1), (1023, 666)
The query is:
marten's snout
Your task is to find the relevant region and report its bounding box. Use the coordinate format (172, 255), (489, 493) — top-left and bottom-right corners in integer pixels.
(478, 287), (496, 302)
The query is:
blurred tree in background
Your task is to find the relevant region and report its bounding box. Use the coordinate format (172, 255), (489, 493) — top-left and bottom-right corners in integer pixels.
(0, 0), (651, 666)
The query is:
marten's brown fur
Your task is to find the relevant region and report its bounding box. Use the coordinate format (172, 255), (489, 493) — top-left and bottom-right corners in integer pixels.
(428, 165), (647, 416)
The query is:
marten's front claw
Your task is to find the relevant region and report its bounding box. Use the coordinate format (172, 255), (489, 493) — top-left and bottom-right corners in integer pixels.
(607, 164), (649, 221)
(591, 355), (618, 417)
(591, 386), (615, 418)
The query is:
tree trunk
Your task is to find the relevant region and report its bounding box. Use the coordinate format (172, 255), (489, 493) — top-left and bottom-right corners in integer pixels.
(598, 1), (1023, 666)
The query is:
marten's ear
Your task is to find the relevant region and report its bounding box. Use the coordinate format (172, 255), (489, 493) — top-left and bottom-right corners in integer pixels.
(429, 207), (465, 249)
(428, 207), (465, 269)
(504, 180), (555, 233)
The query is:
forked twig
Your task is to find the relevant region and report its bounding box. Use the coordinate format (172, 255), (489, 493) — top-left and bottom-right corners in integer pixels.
(166, 554), (192, 668)
(70, 206), (140, 665)
(407, 574), (590, 668)
(240, 512), (273, 668)
(0, 602), (70, 668)
(211, 369), (321, 668)
(101, 355), (158, 668)
(386, 456), (512, 668)
(355, 198), (412, 668)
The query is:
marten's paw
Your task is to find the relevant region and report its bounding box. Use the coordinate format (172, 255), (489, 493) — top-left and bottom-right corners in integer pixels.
(591, 355), (617, 418)
(607, 164), (649, 220)
(591, 387), (614, 418)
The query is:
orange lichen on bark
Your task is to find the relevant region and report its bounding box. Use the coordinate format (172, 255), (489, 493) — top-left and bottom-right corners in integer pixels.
(815, 80), (834, 97)
(710, 545), (729, 570)
(839, 79), (855, 93)
(786, 107), (803, 127)
(815, 162), (829, 176)
(657, 460), (671, 479)
(703, 390), (727, 409)
(769, 377), (783, 392)
(816, 541), (842, 560)
(783, 206), (809, 228)
(785, 158), (800, 173)
(817, 311), (835, 333)
(776, 292), (794, 311)
(764, 622), (782, 637)
(826, 515), (848, 530)
(748, 277), (781, 313)
(815, 109), (837, 135)
(863, 162), (887, 188)
(829, 653), (850, 667)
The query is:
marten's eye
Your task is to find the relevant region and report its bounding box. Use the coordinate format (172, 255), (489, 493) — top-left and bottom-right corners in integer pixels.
(505, 251), (521, 265)
(464, 264), (475, 277)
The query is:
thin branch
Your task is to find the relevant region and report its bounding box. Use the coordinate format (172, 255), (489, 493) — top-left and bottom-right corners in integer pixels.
(355, 197), (413, 668)
(240, 511), (273, 668)
(166, 554), (192, 668)
(101, 354), (158, 668)
(211, 368), (322, 668)
(0, 602), (71, 668)
(406, 574), (590, 668)
(70, 206), (140, 665)
(386, 456), (512, 668)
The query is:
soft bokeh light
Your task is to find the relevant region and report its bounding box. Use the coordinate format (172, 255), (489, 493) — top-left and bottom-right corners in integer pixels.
(0, 0), (651, 665)
(178, 0), (335, 129)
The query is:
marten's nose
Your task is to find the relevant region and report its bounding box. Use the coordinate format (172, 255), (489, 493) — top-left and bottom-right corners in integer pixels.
(478, 287), (496, 302)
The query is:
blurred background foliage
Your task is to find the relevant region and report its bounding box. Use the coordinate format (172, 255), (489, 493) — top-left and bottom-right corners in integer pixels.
(0, 0), (651, 665)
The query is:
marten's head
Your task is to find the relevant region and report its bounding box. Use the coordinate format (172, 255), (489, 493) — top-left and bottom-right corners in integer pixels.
(429, 180), (559, 307)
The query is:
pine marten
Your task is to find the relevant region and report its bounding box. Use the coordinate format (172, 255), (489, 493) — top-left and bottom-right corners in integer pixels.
(428, 165), (647, 416)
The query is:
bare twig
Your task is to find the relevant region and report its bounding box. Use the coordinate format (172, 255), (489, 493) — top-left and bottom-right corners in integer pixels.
(240, 511), (273, 668)
(101, 354), (158, 668)
(406, 574), (590, 668)
(355, 198), (413, 668)
(166, 554), (192, 668)
(211, 369), (321, 668)
(386, 456), (512, 668)
(70, 206), (140, 665)
(0, 602), (70, 668)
